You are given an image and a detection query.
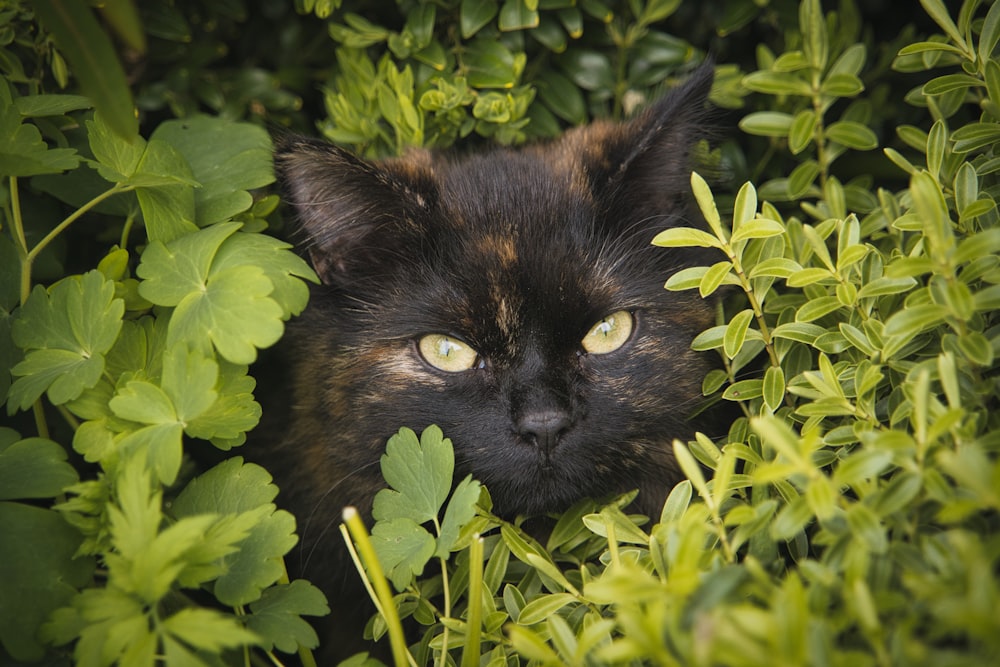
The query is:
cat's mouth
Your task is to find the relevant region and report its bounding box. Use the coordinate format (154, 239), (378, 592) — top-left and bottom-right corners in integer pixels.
(465, 437), (611, 517)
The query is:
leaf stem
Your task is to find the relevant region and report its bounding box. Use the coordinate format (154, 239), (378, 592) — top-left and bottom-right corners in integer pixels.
(32, 401), (50, 439)
(341, 508), (413, 667)
(724, 242), (780, 368)
(56, 403), (80, 431)
(460, 535), (484, 667)
(433, 516), (451, 667)
(25, 182), (133, 266)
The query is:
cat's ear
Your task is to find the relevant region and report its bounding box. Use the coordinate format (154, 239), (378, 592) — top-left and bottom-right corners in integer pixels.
(274, 137), (437, 286)
(571, 62), (715, 222)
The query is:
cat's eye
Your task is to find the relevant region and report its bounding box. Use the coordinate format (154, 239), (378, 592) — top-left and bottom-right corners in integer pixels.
(581, 310), (634, 355)
(418, 334), (480, 372)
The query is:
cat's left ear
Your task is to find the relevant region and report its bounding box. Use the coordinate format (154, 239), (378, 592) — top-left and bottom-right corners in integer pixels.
(573, 61), (716, 223)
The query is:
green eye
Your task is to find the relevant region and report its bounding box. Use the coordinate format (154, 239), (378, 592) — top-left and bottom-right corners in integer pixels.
(581, 310), (634, 354)
(418, 334), (480, 372)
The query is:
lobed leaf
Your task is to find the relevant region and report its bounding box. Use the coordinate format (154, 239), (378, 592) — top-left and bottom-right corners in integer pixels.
(373, 426), (454, 525)
(246, 580), (330, 653)
(8, 271), (123, 411)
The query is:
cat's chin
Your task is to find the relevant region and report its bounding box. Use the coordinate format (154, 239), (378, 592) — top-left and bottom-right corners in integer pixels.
(471, 458), (625, 518)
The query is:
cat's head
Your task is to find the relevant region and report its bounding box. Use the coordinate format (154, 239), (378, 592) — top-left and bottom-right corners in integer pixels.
(275, 65), (721, 518)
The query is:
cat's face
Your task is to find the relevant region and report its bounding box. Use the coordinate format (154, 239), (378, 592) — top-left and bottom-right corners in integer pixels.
(273, 65), (719, 520)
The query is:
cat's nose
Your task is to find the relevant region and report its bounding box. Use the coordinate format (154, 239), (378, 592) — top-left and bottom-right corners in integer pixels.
(518, 409), (571, 453)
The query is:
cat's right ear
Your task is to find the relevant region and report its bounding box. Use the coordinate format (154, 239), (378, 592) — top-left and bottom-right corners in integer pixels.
(274, 137), (438, 286)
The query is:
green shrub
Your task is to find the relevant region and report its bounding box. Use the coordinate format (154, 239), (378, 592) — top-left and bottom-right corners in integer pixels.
(1, 0), (998, 666)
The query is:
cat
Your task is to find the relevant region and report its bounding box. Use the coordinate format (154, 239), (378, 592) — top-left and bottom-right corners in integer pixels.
(259, 62), (722, 660)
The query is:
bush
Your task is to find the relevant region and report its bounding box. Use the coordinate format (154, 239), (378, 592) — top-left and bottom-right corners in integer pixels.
(1, 0), (997, 666)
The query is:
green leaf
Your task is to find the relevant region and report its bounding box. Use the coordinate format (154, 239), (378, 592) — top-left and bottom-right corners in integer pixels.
(691, 324), (726, 351)
(461, 0), (497, 38)
(659, 479), (692, 524)
(151, 118), (275, 225)
(86, 112), (144, 183)
(771, 322), (826, 343)
(515, 593), (578, 626)
(856, 276), (917, 299)
(209, 232), (319, 319)
(170, 263), (284, 365)
(437, 475), (482, 557)
(922, 73), (983, 96)
(582, 505), (649, 545)
(741, 72), (811, 96)
(214, 508), (298, 606)
(246, 580), (330, 653)
(951, 122), (1000, 153)
(0, 502), (94, 661)
(800, 0), (828, 71)
(689, 172), (727, 241)
(770, 495), (812, 540)
(137, 222), (242, 306)
(846, 502), (888, 554)
(699, 261), (735, 297)
(508, 625), (561, 663)
(14, 94), (91, 117)
(789, 109), (817, 154)
(0, 436), (77, 500)
(738, 110), (794, 137)
(172, 457), (278, 515)
(794, 296), (843, 322)
(833, 449), (893, 488)
(372, 517), (437, 591)
(763, 366), (785, 412)
(537, 70), (587, 124)
(896, 41), (967, 57)
(825, 121), (878, 150)
(185, 361), (261, 446)
(674, 439), (710, 501)
(160, 343), (218, 423)
(558, 48), (614, 92)
(0, 85), (80, 175)
(722, 379), (763, 401)
(730, 218), (785, 244)
(171, 458), (297, 606)
(465, 39), (522, 88)
(787, 160), (820, 197)
(135, 180), (198, 244)
(979, 0), (1000, 66)
(161, 607), (260, 652)
(373, 426), (454, 524)
(821, 73), (864, 97)
(883, 304), (948, 339)
(724, 309), (754, 359)
(110, 380), (176, 424)
(31, 0), (137, 139)
(117, 421), (186, 485)
(138, 224), (286, 364)
(749, 257), (803, 279)
(499, 0), (539, 31)
(9, 271), (124, 411)
(919, 0), (969, 53)
(651, 226), (723, 248)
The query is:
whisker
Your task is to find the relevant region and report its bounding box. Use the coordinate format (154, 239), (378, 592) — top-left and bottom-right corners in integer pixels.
(300, 459), (383, 575)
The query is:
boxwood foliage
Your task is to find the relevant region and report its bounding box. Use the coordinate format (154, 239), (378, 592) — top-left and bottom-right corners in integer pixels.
(0, 0), (998, 666)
